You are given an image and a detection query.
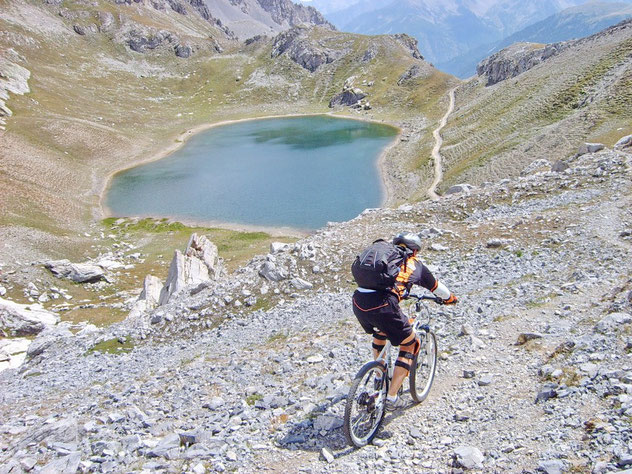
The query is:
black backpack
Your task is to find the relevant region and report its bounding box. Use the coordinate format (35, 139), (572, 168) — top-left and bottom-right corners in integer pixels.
(351, 239), (410, 290)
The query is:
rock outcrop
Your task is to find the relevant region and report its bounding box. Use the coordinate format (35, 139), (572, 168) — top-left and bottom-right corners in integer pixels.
(0, 298), (59, 337)
(0, 57), (30, 130)
(329, 76), (368, 108)
(477, 42), (569, 86)
(257, 0), (334, 30)
(158, 234), (221, 305)
(392, 33), (423, 60)
(477, 19), (632, 86)
(271, 26), (345, 72)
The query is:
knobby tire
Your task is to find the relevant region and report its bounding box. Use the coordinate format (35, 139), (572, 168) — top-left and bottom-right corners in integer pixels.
(343, 361), (388, 447)
(409, 330), (437, 403)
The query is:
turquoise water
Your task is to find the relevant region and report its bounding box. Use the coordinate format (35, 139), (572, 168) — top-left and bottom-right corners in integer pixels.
(105, 115), (398, 230)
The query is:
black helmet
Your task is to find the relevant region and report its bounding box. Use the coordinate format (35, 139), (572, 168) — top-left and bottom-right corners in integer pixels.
(393, 232), (422, 251)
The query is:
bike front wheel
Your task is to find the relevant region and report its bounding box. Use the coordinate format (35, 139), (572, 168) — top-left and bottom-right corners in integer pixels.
(343, 361), (388, 447)
(409, 330), (437, 403)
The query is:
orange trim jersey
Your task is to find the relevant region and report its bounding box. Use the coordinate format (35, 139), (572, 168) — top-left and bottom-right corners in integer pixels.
(392, 255), (437, 299)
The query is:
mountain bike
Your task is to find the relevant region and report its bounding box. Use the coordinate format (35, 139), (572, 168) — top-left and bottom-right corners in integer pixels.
(343, 293), (441, 448)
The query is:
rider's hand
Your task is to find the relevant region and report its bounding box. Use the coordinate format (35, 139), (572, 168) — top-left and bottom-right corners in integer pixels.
(443, 294), (458, 305)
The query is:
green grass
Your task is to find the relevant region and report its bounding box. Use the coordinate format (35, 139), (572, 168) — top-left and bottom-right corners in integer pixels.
(86, 337), (135, 355)
(246, 393), (264, 406)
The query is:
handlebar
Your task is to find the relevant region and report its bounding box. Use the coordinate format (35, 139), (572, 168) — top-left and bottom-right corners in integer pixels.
(405, 293), (444, 304)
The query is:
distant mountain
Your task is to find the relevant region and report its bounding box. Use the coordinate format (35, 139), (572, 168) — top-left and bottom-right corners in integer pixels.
(442, 1), (632, 77)
(300, 0), (632, 75)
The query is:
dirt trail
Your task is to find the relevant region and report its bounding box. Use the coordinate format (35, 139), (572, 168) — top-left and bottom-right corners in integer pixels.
(427, 87), (457, 200)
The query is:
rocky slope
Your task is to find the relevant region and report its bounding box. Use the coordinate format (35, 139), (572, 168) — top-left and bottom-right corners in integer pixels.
(439, 17), (632, 194)
(1, 139), (630, 472)
(476, 18), (632, 86)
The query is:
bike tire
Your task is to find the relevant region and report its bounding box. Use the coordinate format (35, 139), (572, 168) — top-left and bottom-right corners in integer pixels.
(343, 360), (388, 447)
(409, 330), (437, 403)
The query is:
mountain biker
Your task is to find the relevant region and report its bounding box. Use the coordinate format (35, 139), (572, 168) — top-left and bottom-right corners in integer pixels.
(352, 232), (458, 410)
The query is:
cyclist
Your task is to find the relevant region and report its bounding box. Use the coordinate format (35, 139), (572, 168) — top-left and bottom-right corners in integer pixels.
(352, 232), (458, 410)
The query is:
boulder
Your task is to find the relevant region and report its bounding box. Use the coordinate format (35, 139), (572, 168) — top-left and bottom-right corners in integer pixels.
(0, 298), (59, 337)
(445, 184), (474, 195)
(26, 325), (74, 358)
(453, 446), (485, 469)
(73, 24), (97, 35)
(595, 312), (632, 333)
(329, 89), (366, 108)
(175, 44), (192, 58)
(290, 278), (313, 290)
(44, 259), (106, 283)
(578, 142), (605, 156)
(615, 134), (632, 150)
(40, 453), (81, 474)
(259, 261), (288, 282)
(551, 160), (570, 173)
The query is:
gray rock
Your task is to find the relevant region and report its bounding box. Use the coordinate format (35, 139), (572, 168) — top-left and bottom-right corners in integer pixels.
(147, 433), (181, 458)
(270, 242), (290, 254)
(73, 24), (97, 35)
(478, 375), (493, 386)
(26, 325), (73, 358)
(321, 446), (335, 463)
(313, 414), (343, 431)
(595, 312), (632, 333)
(18, 418), (79, 450)
(552, 160), (570, 173)
(272, 26), (339, 73)
(445, 184), (474, 195)
(486, 238), (504, 248)
(175, 44), (192, 58)
(477, 41), (569, 86)
(615, 134), (632, 150)
(290, 278), (313, 290)
(259, 261), (288, 282)
(538, 460), (565, 474)
(453, 446), (484, 469)
(159, 234), (221, 305)
(329, 88), (367, 108)
(0, 297), (59, 337)
(397, 65), (423, 85)
(536, 385), (558, 403)
(139, 275), (163, 309)
(44, 259), (106, 283)
(578, 142), (605, 155)
(40, 452), (81, 474)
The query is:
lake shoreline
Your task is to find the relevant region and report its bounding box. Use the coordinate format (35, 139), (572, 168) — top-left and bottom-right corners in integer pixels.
(100, 113), (401, 236)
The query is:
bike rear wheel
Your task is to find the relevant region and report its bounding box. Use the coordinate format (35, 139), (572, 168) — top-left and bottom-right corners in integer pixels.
(409, 330), (437, 403)
(343, 361), (388, 447)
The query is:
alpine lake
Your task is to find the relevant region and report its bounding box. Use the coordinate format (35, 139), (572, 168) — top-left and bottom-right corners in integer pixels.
(105, 115), (399, 231)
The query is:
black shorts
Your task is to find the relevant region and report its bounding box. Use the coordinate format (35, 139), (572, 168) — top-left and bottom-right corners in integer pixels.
(352, 290), (413, 346)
